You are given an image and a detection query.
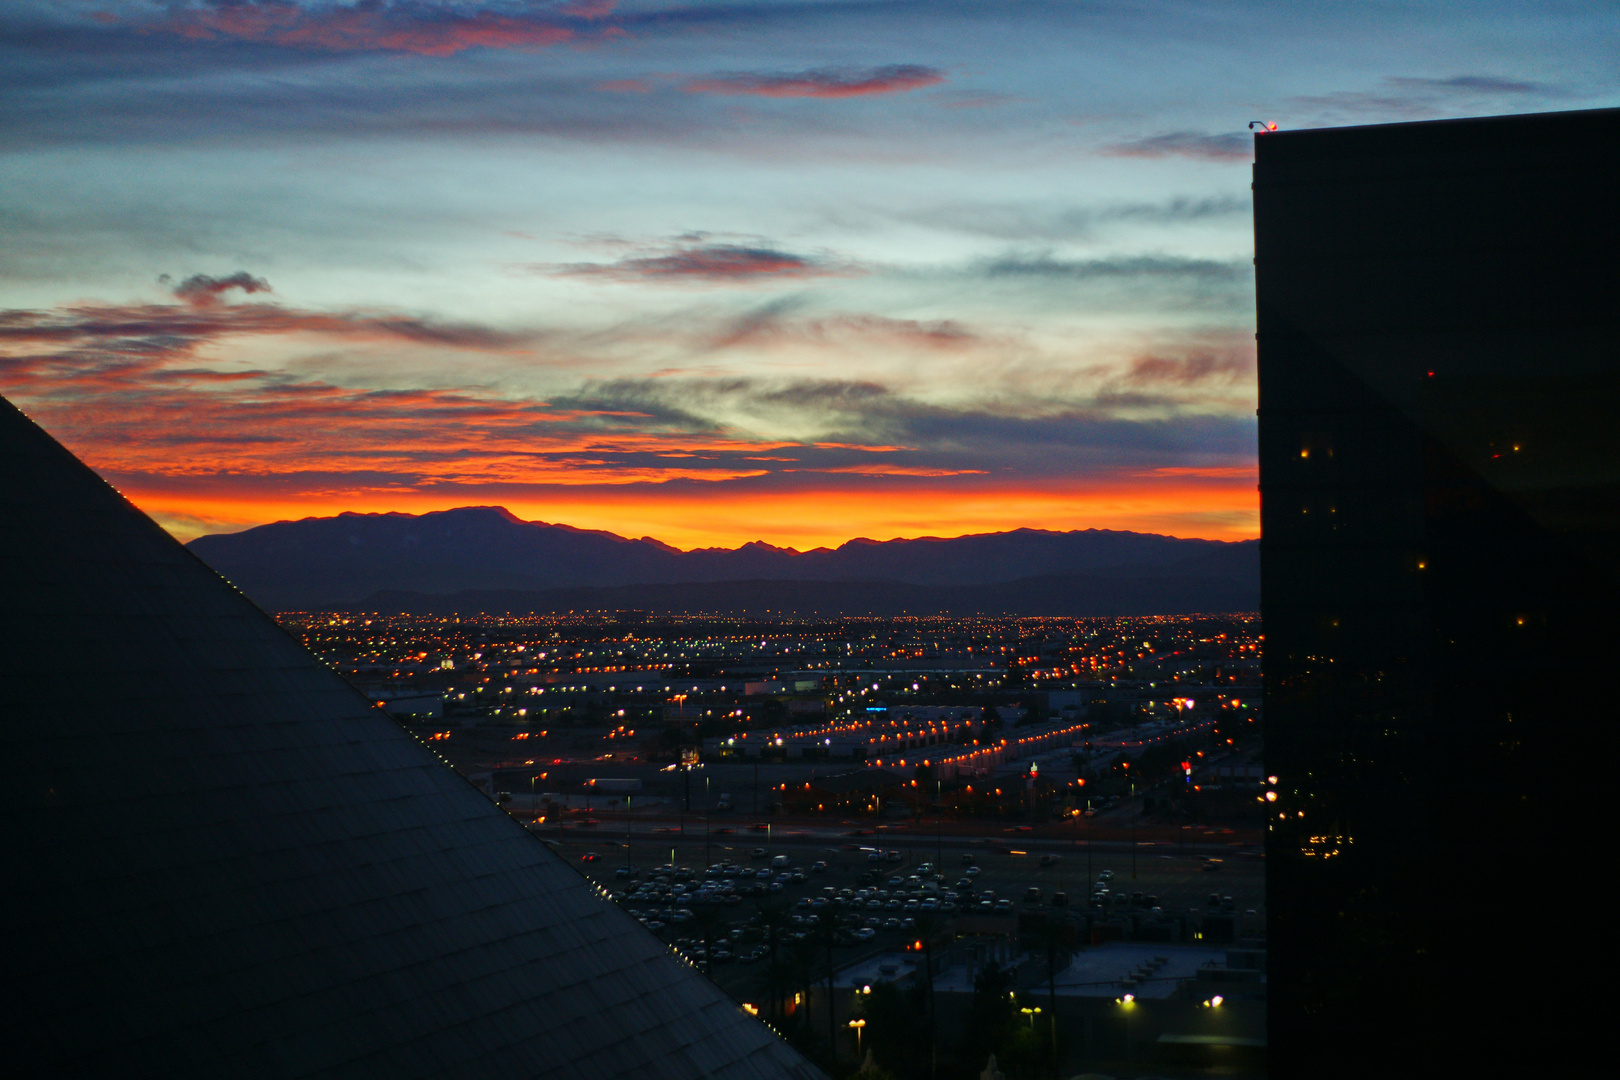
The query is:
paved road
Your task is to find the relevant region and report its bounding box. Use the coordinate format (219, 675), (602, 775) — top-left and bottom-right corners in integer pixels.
(532, 812), (1261, 861)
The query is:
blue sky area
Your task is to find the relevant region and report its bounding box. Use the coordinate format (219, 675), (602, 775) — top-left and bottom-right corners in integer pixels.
(2, 1), (1614, 548)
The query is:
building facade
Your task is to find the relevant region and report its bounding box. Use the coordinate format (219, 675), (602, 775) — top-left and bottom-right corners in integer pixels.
(1256, 109), (1618, 1075)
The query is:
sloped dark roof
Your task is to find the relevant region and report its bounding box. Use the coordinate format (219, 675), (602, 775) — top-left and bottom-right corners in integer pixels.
(0, 394), (824, 1080)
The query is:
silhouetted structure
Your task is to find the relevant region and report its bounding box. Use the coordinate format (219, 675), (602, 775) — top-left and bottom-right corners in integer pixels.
(0, 393), (822, 1078)
(1256, 109), (1618, 1075)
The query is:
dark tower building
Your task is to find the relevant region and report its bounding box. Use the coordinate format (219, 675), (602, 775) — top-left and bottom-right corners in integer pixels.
(1256, 109), (1618, 1074)
(0, 392), (823, 1078)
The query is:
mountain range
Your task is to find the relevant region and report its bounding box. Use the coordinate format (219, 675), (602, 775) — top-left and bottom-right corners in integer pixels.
(185, 505), (1258, 615)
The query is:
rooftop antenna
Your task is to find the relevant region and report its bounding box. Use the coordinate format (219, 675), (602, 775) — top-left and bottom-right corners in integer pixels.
(1249, 121), (1278, 132)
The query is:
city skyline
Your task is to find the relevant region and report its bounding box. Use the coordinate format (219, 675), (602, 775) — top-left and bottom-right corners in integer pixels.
(3, 1), (1616, 549)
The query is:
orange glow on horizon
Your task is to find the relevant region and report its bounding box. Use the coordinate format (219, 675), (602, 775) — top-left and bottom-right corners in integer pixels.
(125, 472), (1257, 549)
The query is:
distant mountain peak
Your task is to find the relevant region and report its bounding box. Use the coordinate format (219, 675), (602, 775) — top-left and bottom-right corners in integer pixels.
(739, 540), (798, 553)
(185, 506), (1257, 613)
(424, 505), (527, 524)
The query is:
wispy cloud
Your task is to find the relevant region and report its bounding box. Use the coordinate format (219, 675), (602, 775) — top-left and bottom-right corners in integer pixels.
(711, 311), (976, 351)
(1103, 130), (1250, 162)
(1291, 72), (1565, 121)
(869, 196), (1248, 244)
(1122, 349), (1252, 387)
(138, 1), (608, 57)
(1385, 75), (1544, 95)
(683, 65), (944, 99)
(546, 243), (855, 284)
(979, 254), (1248, 283)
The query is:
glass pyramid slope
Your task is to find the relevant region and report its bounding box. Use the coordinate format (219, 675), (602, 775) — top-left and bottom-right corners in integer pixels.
(0, 394), (824, 1080)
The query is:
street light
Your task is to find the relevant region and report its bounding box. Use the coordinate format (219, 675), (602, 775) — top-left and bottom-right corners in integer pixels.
(1020, 1006), (1042, 1030)
(1116, 993), (1136, 1063)
(848, 1018), (866, 1056)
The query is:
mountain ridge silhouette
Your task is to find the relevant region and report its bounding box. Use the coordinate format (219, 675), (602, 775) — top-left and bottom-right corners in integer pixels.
(186, 505), (1258, 613)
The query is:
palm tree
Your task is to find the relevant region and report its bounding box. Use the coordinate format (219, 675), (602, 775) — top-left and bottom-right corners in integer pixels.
(960, 960), (1017, 1070)
(911, 908), (944, 1064)
(814, 909), (842, 1062)
(1031, 913), (1076, 1072)
(788, 934), (822, 1035)
(755, 897), (790, 1020)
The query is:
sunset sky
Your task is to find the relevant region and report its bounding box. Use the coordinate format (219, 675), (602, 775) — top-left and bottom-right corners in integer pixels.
(3, 2), (1613, 549)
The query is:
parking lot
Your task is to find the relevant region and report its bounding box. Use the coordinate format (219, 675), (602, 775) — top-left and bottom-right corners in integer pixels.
(568, 828), (1264, 1005)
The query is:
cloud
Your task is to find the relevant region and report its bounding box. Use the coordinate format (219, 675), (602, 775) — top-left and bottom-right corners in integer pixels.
(1105, 196), (1249, 223)
(1385, 75), (1544, 95)
(869, 196), (1248, 244)
(683, 65), (944, 99)
(1290, 73), (1565, 121)
(979, 254), (1248, 283)
(788, 463), (986, 477)
(1, 288), (1257, 550)
(712, 310), (976, 351)
(555, 360), (1256, 466)
(3, 295), (974, 492)
(171, 271), (274, 307)
(548, 243), (851, 284)
(1142, 465), (1254, 479)
(141, 1), (602, 57)
(0, 300), (528, 363)
(1123, 349), (1252, 387)
(0, 296), (789, 485)
(1103, 131), (1250, 162)
(556, 0), (616, 19)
